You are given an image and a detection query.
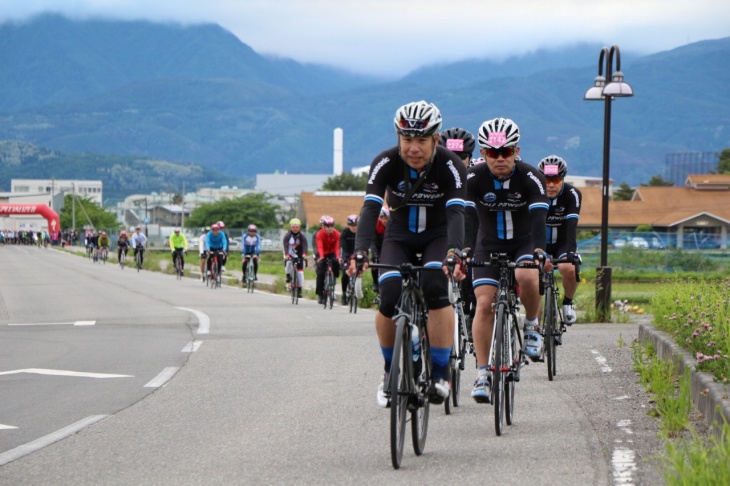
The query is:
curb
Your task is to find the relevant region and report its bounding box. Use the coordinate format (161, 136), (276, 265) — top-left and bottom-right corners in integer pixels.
(638, 321), (730, 435)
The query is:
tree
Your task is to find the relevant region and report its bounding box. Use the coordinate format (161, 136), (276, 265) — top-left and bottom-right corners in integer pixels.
(321, 173), (368, 191)
(613, 182), (635, 201)
(185, 192), (279, 230)
(641, 175), (673, 187)
(171, 193), (184, 205)
(717, 148), (730, 174)
(59, 194), (119, 230)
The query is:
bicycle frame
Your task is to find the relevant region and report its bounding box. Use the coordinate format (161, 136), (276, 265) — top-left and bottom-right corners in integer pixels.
(322, 257), (337, 309)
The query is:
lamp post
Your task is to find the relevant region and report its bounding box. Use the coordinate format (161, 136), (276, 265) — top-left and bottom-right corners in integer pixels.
(584, 45), (634, 322)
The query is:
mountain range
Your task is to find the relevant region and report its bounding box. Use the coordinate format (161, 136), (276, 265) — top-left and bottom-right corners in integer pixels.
(1, 13), (729, 194)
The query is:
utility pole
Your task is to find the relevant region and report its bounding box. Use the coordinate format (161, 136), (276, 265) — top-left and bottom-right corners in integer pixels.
(145, 197), (149, 237)
(181, 181), (186, 229)
(71, 182), (75, 231)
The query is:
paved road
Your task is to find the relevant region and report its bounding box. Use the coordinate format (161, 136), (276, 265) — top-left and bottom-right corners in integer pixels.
(0, 245), (666, 484)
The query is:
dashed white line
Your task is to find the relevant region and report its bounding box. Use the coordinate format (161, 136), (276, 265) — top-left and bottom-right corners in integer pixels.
(181, 341), (203, 353)
(0, 424), (18, 430)
(613, 419), (637, 484)
(0, 415), (108, 466)
(175, 307), (210, 334)
(7, 320), (96, 326)
(144, 367), (180, 388)
(591, 349), (613, 372)
(0, 368), (132, 379)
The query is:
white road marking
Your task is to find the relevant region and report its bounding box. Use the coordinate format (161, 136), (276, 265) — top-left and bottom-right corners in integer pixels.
(7, 320), (96, 326)
(144, 367), (179, 388)
(613, 395), (630, 400)
(612, 420), (637, 484)
(175, 307), (210, 334)
(591, 349), (613, 372)
(181, 341), (202, 353)
(74, 320), (96, 326)
(0, 415), (108, 466)
(0, 368), (132, 378)
(0, 424), (18, 430)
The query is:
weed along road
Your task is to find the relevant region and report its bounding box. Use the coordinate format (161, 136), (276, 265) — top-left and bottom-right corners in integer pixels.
(0, 245), (666, 484)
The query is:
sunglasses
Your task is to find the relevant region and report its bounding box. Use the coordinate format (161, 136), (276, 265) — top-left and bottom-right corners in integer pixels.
(485, 147), (516, 159)
(324, 224), (334, 228)
(545, 176), (564, 184)
(456, 152), (471, 160)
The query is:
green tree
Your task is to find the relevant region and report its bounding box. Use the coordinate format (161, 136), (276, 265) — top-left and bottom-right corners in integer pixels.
(185, 193), (279, 230)
(613, 181), (635, 201)
(641, 175), (674, 187)
(59, 194), (119, 230)
(321, 173), (367, 191)
(717, 148), (730, 174)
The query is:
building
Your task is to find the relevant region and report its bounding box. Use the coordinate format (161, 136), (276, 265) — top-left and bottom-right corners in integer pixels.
(11, 178), (103, 207)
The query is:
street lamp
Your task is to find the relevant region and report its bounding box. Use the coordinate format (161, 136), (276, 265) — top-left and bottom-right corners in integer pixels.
(584, 45), (634, 322)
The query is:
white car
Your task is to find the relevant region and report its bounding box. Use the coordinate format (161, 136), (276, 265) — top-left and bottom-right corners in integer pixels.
(628, 237), (649, 249)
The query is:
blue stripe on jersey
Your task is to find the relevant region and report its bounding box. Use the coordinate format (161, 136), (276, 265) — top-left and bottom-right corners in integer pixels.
(547, 226), (555, 245)
(465, 200), (476, 209)
(446, 198), (466, 207)
(529, 202), (550, 211)
(494, 179), (505, 239)
(566, 213), (579, 220)
(424, 261), (442, 269)
(364, 194), (384, 205)
(379, 270), (401, 285)
(473, 277), (499, 288)
(409, 206), (418, 232)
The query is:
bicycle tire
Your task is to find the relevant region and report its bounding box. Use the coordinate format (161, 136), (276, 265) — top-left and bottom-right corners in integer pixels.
(119, 252), (125, 269)
(390, 316), (409, 469)
(136, 252), (142, 272)
(210, 259), (219, 289)
(349, 294), (357, 313)
(505, 316), (518, 426)
(545, 284), (557, 381)
(450, 342), (461, 409)
(493, 304), (507, 436)
(411, 319), (429, 456)
(246, 259), (255, 293)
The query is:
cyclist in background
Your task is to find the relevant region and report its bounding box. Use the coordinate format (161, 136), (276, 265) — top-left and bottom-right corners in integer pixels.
(217, 221), (230, 272)
(339, 214), (358, 305)
(131, 226), (148, 266)
(369, 207), (389, 295)
(117, 230), (129, 262)
(198, 227), (209, 281)
(205, 223), (228, 276)
(97, 231), (110, 258)
(315, 215), (341, 305)
(538, 155), (582, 324)
(283, 218), (308, 299)
(169, 227), (188, 271)
(311, 216), (325, 261)
(242, 224), (261, 282)
(348, 100), (467, 407)
(465, 117), (549, 403)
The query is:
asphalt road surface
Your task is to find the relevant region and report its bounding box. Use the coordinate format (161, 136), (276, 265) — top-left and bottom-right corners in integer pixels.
(0, 245), (666, 484)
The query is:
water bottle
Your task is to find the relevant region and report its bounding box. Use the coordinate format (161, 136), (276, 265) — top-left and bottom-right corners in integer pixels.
(411, 325), (421, 362)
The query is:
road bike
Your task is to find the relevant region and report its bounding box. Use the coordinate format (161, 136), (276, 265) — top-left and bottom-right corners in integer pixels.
(538, 252), (581, 381)
(444, 258), (474, 414)
(321, 257), (337, 309)
(86, 244), (94, 260)
(173, 248), (185, 280)
(99, 246), (108, 264)
(346, 270), (362, 314)
(92, 246), (100, 263)
(243, 254), (256, 293)
(369, 261), (437, 470)
(207, 250), (224, 289)
(287, 256), (304, 304)
(135, 245), (144, 272)
(471, 253), (538, 436)
(118, 247), (127, 269)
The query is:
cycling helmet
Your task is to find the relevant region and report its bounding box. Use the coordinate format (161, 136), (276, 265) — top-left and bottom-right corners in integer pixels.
(289, 218), (301, 227)
(247, 224), (257, 232)
(322, 215), (334, 227)
(211, 223), (220, 230)
(173, 227), (180, 233)
(380, 207), (390, 218)
(394, 100), (442, 137)
(346, 214), (358, 225)
(319, 215), (327, 225)
(101, 231), (106, 235)
(538, 155), (568, 178)
(217, 221), (225, 229)
(439, 127), (476, 154)
(477, 117), (521, 148)
(120, 230), (127, 236)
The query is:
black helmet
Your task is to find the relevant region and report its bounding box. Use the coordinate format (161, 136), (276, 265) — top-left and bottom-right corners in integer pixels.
(439, 127), (476, 155)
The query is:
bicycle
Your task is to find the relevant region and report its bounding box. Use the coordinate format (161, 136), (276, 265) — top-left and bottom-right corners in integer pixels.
(243, 254), (256, 293)
(368, 261), (436, 470)
(99, 246), (108, 264)
(207, 250), (224, 289)
(135, 245), (144, 272)
(119, 247), (127, 269)
(444, 259), (474, 414)
(86, 244), (93, 260)
(173, 248), (185, 280)
(286, 256), (305, 304)
(538, 253), (581, 381)
(346, 271), (363, 314)
(471, 253), (538, 436)
(321, 257), (337, 309)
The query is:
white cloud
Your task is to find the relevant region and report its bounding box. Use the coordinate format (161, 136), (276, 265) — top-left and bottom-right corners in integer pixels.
(1, 0), (729, 76)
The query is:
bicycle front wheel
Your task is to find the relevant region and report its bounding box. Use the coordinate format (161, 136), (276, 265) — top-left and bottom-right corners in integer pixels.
(545, 285), (557, 381)
(412, 321), (429, 455)
(390, 316), (409, 469)
(493, 304), (507, 436)
(505, 315), (518, 426)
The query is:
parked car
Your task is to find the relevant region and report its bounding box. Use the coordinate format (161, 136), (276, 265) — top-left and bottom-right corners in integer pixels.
(628, 237), (649, 249)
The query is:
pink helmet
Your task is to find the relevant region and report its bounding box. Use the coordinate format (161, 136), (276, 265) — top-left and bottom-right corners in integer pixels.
(217, 221), (225, 229)
(322, 215), (334, 227)
(211, 223), (220, 230)
(248, 224), (257, 232)
(120, 230), (127, 236)
(174, 227), (180, 233)
(346, 214), (358, 225)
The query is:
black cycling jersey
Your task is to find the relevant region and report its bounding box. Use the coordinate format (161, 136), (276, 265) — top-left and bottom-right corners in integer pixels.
(283, 230), (308, 258)
(355, 145), (467, 254)
(339, 227), (357, 261)
(466, 159), (549, 251)
(545, 182), (582, 255)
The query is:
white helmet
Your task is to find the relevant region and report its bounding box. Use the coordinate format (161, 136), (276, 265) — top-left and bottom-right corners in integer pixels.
(478, 117), (521, 148)
(394, 100), (442, 137)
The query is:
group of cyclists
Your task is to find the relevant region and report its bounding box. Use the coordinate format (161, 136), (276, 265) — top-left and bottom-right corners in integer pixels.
(0, 229), (50, 246)
(341, 100), (582, 408)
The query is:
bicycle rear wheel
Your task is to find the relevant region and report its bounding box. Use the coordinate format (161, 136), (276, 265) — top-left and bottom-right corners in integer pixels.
(136, 252), (142, 272)
(390, 316), (409, 469)
(493, 304), (507, 436)
(545, 285), (557, 381)
(349, 291), (357, 313)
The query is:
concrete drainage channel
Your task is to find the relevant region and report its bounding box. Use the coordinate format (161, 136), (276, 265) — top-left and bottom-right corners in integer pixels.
(637, 320), (730, 434)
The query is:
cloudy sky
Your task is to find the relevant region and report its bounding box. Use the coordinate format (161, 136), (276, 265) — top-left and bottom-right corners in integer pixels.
(2, 0), (729, 77)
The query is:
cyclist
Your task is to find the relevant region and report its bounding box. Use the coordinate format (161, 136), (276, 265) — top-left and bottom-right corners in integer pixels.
(117, 230), (130, 262)
(283, 218), (308, 299)
(169, 227), (188, 272)
(242, 224), (261, 282)
(205, 223), (228, 276)
(348, 100), (467, 406)
(315, 215), (341, 305)
(198, 227), (209, 281)
(369, 207), (389, 295)
(465, 117), (549, 402)
(340, 214), (358, 305)
(217, 221), (230, 271)
(311, 216), (325, 261)
(131, 226), (148, 266)
(97, 231), (110, 259)
(538, 155), (582, 324)
(439, 127), (476, 168)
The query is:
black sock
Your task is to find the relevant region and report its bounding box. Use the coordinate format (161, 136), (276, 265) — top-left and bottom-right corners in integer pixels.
(562, 297), (573, 305)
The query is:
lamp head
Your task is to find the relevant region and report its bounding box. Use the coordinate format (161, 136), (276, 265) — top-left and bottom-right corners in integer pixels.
(584, 75), (606, 100)
(602, 71), (633, 97)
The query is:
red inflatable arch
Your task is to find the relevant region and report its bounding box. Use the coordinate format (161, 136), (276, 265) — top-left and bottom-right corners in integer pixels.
(0, 203), (61, 233)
